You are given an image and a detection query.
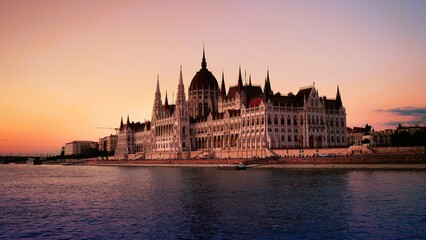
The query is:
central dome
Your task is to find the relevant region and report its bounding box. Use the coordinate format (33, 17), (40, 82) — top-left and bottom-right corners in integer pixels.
(189, 50), (219, 91)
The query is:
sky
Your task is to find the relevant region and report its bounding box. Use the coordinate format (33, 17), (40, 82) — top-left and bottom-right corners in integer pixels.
(1, 0), (425, 155)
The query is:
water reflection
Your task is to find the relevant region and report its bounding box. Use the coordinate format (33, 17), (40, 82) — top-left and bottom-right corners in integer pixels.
(0, 165), (425, 239)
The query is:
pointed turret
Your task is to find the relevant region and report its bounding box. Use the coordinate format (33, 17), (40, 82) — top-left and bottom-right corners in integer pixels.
(155, 75), (160, 93)
(237, 66), (243, 93)
(176, 66), (186, 105)
(126, 114), (130, 125)
(264, 69), (273, 96)
(201, 45), (207, 69)
(179, 65), (184, 86)
(220, 71), (226, 97)
(175, 66), (187, 115)
(336, 85), (342, 108)
(165, 91), (169, 108)
(249, 74), (252, 86)
(153, 75), (163, 116)
(120, 116), (123, 129)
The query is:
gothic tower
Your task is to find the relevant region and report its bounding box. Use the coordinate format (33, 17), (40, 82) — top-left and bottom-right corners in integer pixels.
(175, 66), (190, 152)
(152, 75), (163, 120)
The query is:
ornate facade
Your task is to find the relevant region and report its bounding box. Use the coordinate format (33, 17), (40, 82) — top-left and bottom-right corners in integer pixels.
(114, 49), (347, 160)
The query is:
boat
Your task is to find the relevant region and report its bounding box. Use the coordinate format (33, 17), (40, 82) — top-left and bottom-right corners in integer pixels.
(26, 158), (42, 165)
(217, 163), (247, 170)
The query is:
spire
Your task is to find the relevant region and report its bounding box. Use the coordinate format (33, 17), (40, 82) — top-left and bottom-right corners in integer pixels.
(165, 91), (169, 107)
(120, 116), (123, 129)
(336, 85), (342, 107)
(201, 45), (207, 69)
(238, 66), (243, 92)
(156, 75), (160, 93)
(267, 69), (270, 82)
(264, 69), (273, 96)
(127, 114), (130, 125)
(220, 71), (226, 97)
(249, 74), (252, 86)
(179, 65), (183, 86)
(153, 75), (163, 116)
(176, 66), (187, 110)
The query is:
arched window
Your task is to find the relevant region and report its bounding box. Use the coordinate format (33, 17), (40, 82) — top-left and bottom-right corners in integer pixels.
(293, 116), (297, 125)
(204, 103), (208, 115)
(198, 103), (203, 116)
(182, 126), (186, 134)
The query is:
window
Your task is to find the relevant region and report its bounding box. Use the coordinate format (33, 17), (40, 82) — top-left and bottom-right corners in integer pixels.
(288, 136), (292, 142)
(287, 117), (291, 125)
(198, 103), (202, 116)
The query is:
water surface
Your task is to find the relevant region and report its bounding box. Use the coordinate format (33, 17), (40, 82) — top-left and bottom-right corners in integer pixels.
(1, 165), (425, 239)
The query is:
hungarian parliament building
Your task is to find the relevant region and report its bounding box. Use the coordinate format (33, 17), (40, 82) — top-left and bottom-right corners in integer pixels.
(114, 49), (347, 160)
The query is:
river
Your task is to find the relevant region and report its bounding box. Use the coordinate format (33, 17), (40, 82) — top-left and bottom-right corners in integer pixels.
(1, 165), (425, 239)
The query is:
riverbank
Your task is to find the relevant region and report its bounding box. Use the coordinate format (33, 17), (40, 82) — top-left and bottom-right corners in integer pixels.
(91, 162), (426, 170)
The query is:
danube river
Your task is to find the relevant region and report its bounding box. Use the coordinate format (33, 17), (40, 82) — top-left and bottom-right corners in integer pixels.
(1, 165), (425, 239)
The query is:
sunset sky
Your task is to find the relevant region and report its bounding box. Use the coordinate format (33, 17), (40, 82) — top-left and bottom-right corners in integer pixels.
(1, 0), (425, 154)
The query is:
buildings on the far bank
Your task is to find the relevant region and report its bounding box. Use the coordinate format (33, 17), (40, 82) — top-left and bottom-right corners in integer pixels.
(64, 141), (98, 156)
(98, 135), (118, 153)
(347, 124), (426, 147)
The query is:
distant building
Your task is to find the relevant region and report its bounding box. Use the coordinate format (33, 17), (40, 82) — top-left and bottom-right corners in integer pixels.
(347, 125), (372, 146)
(98, 135), (118, 152)
(371, 129), (395, 147)
(64, 141), (98, 156)
(396, 124), (426, 134)
(115, 48), (347, 160)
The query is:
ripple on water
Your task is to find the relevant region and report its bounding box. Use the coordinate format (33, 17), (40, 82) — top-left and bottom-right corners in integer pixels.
(0, 165), (426, 239)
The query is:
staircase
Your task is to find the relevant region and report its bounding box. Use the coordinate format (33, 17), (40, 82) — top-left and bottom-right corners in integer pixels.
(131, 153), (145, 160)
(264, 147), (279, 158)
(192, 150), (214, 159)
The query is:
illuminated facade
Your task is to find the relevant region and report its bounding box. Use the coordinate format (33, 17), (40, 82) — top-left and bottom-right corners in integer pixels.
(115, 49), (347, 160)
